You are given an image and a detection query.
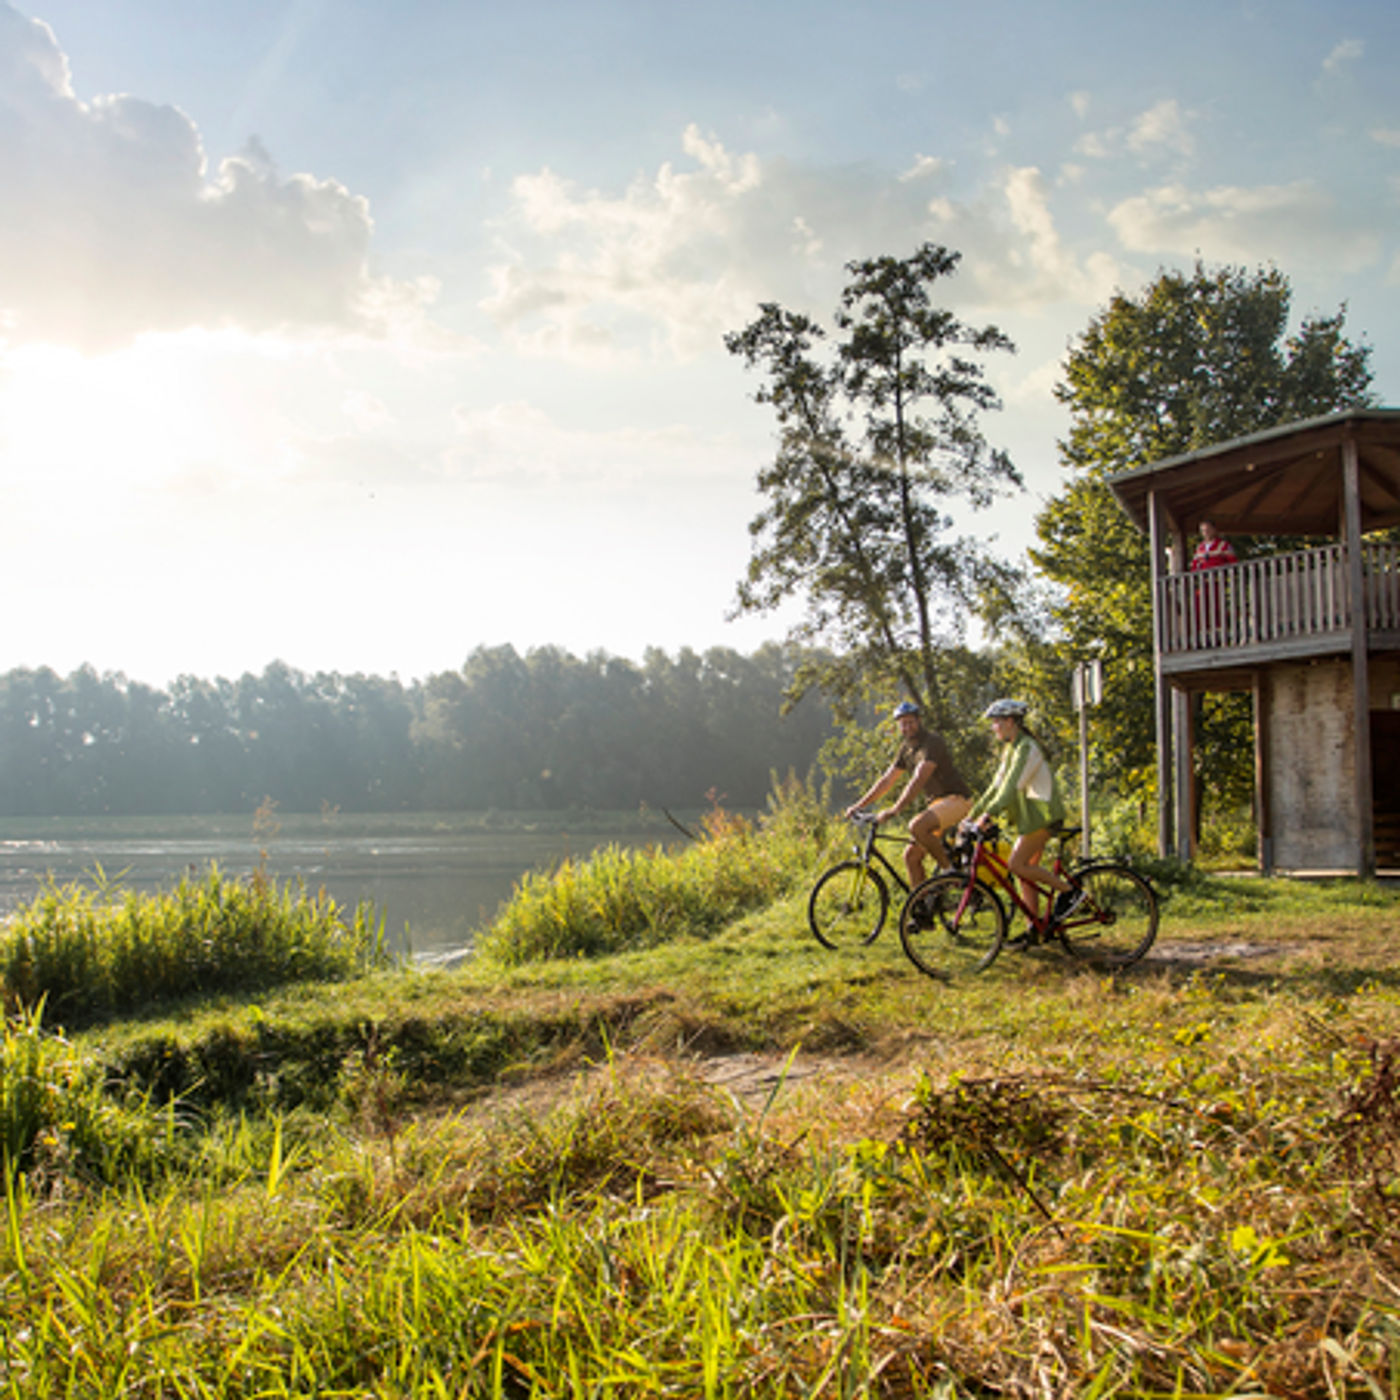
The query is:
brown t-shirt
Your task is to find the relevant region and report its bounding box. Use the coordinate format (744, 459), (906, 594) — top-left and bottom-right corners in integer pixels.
(894, 728), (970, 801)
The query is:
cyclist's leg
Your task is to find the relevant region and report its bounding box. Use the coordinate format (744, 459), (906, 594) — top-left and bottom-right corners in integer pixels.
(1007, 825), (1072, 924)
(906, 794), (971, 883)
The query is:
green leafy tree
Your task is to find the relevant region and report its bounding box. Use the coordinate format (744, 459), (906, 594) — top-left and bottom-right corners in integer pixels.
(1027, 261), (1373, 827)
(725, 243), (1021, 736)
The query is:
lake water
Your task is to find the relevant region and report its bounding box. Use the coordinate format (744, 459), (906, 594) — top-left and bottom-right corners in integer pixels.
(0, 811), (692, 963)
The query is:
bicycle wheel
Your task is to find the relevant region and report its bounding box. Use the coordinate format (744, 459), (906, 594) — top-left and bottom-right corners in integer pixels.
(808, 860), (889, 950)
(1056, 863), (1159, 967)
(899, 872), (1007, 980)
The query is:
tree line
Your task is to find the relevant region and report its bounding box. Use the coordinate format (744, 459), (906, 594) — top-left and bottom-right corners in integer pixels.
(0, 644), (838, 817)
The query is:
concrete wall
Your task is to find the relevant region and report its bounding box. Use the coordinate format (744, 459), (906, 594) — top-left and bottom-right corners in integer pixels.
(1264, 658), (1357, 871)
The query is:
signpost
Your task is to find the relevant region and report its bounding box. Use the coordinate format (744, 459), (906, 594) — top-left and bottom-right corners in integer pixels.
(1072, 659), (1103, 857)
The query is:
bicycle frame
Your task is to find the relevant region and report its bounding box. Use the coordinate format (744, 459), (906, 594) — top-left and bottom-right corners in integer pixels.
(846, 814), (912, 895)
(952, 825), (1073, 933)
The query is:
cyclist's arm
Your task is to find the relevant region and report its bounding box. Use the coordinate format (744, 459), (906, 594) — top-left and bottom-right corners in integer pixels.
(966, 741), (1027, 826)
(844, 764), (901, 818)
(875, 759), (935, 825)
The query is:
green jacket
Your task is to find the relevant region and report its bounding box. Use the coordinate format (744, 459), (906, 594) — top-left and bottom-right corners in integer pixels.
(967, 733), (1065, 836)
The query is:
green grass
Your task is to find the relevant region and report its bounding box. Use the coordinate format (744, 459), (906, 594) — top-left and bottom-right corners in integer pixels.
(1, 786), (1400, 1395)
(0, 863), (392, 1029)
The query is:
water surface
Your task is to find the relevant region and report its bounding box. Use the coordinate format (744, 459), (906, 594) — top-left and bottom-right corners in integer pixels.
(0, 811), (689, 962)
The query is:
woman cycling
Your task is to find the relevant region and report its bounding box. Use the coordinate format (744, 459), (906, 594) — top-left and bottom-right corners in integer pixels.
(963, 698), (1080, 935)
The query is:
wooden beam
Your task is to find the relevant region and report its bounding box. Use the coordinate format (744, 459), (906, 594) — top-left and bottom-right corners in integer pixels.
(1149, 490), (1174, 857)
(1254, 671), (1272, 875)
(1174, 686), (1194, 861)
(1342, 433), (1375, 877)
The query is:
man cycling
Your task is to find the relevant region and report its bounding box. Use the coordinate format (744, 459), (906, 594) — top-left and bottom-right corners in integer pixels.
(844, 700), (972, 887)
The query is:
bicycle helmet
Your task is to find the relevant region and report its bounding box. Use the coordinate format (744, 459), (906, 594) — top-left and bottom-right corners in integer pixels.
(891, 700), (921, 720)
(983, 698), (1029, 719)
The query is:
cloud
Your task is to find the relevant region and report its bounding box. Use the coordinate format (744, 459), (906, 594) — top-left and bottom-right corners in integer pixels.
(924, 166), (1126, 310)
(1322, 38), (1364, 75)
(1074, 97), (1196, 163)
(1107, 179), (1381, 272)
(483, 126), (1127, 364)
(900, 154), (948, 183)
(1127, 99), (1195, 158)
(1372, 128), (1400, 149)
(0, 4), (433, 351)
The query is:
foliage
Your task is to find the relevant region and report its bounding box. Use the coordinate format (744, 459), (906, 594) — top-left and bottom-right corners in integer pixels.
(0, 866), (392, 1028)
(1019, 261), (1374, 816)
(726, 243), (1021, 733)
(814, 644), (1004, 805)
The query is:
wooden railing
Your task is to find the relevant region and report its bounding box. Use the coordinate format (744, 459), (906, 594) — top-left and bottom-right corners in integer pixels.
(1157, 542), (1400, 655)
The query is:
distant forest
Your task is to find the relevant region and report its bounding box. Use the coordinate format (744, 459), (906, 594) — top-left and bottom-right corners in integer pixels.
(0, 644), (837, 817)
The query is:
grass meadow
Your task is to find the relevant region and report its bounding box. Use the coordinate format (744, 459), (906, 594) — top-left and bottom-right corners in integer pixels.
(1, 782), (1399, 1397)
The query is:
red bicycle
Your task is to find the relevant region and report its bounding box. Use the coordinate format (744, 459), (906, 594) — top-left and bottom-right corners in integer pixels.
(898, 820), (1159, 980)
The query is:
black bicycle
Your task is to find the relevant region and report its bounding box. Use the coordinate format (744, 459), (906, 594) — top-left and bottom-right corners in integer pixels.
(807, 811), (919, 950)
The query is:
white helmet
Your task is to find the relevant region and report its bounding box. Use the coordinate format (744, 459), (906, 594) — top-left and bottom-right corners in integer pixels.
(983, 698), (1029, 719)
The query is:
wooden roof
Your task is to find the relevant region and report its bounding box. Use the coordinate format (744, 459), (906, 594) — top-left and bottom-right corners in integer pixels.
(1106, 408), (1400, 538)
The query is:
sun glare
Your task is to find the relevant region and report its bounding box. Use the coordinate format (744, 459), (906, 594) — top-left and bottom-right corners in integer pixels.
(0, 340), (223, 494)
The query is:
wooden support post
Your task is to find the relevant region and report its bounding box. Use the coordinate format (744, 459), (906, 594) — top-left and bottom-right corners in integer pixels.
(1342, 433), (1375, 877)
(1253, 670), (1272, 874)
(1149, 491), (1173, 857)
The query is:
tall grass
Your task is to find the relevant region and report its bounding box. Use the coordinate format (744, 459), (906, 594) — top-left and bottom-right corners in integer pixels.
(480, 776), (835, 967)
(0, 1001), (174, 1186)
(0, 865), (391, 1028)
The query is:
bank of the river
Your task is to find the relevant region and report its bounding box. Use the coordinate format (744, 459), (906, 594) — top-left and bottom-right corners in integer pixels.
(4, 810), (1400, 1397)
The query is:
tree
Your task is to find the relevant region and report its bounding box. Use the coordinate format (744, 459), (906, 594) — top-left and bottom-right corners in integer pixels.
(1028, 261), (1374, 819)
(725, 244), (1021, 734)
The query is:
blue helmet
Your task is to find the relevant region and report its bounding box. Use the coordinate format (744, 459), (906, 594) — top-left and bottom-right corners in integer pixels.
(891, 701), (921, 720)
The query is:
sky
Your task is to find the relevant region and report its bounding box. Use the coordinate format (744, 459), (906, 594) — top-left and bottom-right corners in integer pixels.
(2, 0), (1399, 687)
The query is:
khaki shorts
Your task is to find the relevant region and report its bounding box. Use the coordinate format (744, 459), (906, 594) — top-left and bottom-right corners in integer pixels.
(912, 793), (971, 833)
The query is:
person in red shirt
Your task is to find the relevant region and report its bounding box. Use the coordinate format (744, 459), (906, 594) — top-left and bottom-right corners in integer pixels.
(1190, 519), (1237, 571)
(1190, 519), (1237, 641)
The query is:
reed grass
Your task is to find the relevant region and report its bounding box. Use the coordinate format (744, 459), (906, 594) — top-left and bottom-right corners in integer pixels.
(479, 778), (835, 967)
(0, 865), (391, 1029)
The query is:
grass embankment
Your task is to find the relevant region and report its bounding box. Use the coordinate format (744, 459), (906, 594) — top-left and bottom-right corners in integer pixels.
(1, 788), (1399, 1396)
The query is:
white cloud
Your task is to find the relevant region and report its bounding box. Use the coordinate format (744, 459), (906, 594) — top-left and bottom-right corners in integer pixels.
(925, 166), (1126, 310)
(900, 154), (947, 183)
(1074, 97), (1196, 164)
(0, 4), (433, 351)
(1322, 38), (1364, 75)
(1108, 179), (1381, 272)
(1127, 99), (1195, 158)
(1073, 130), (1112, 160)
(1069, 91), (1091, 121)
(483, 128), (1129, 364)
(1372, 128), (1400, 148)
